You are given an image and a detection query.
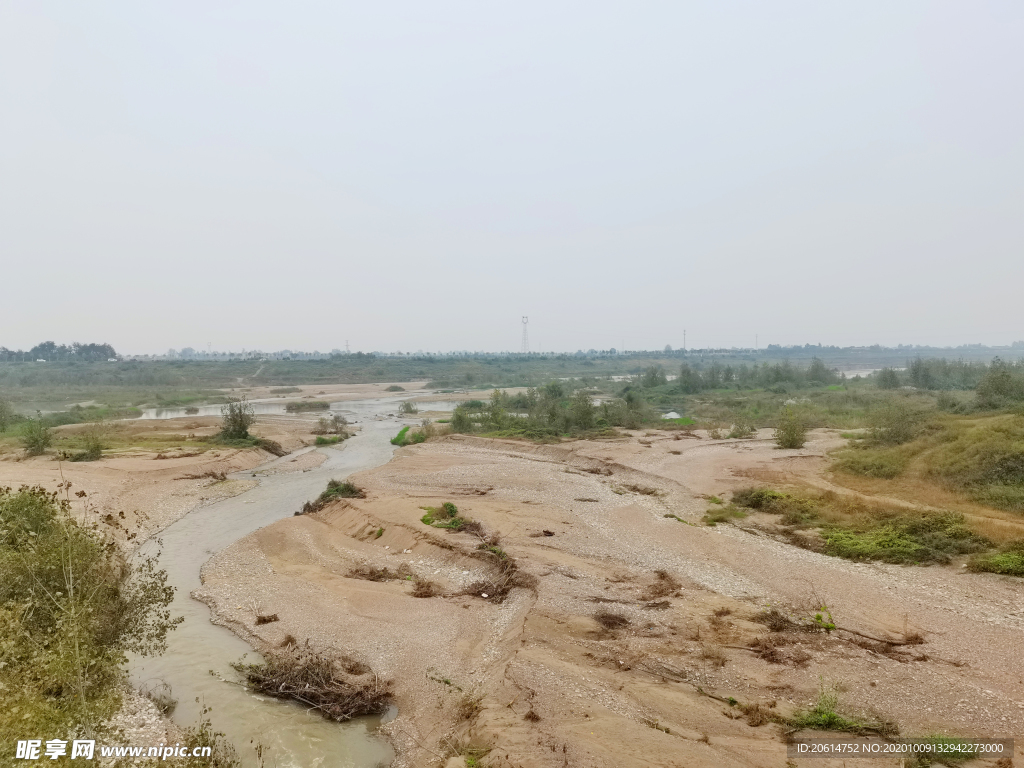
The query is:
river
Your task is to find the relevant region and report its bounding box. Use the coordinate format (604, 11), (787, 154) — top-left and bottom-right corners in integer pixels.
(129, 397), (410, 767)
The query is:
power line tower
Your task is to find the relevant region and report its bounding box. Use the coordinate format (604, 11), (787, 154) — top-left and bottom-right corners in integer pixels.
(521, 317), (529, 354)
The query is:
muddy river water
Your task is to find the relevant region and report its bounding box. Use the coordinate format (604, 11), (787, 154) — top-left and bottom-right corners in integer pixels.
(130, 398), (411, 767)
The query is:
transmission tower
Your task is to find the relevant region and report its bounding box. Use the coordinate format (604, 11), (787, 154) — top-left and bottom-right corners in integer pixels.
(521, 317), (529, 354)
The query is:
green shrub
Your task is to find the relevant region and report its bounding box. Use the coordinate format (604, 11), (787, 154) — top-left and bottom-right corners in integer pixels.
(315, 435), (345, 445)
(19, 413), (52, 455)
(867, 399), (924, 445)
(298, 480), (366, 514)
(385, 385), (405, 392)
(789, 681), (864, 732)
(390, 426), (410, 446)
(774, 407), (807, 449)
(399, 401), (418, 414)
(967, 541), (1024, 576)
(220, 398), (255, 440)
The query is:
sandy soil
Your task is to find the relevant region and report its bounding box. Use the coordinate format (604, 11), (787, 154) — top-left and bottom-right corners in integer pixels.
(196, 430), (1024, 767)
(0, 414), (331, 547)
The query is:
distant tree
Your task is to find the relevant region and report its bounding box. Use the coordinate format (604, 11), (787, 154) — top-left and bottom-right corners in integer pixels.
(641, 365), (667, 388)
(220, 397), (255, 440)
(677, 364), (704, 394)
(876, 368), (901, 390)
(450, 405), (473, 433)
(0, 400), (14, 432)
(806, 357), (836, 386)
(569, 390), (595, 430)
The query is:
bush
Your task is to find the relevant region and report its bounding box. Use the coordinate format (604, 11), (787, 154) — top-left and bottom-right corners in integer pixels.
(298, 479), (366, 514)
(773, 407), (807, 449)
(385, 385), (405, 392)
(789, 681), (864, 732)
(220, 398), (255, 440)
(399, 401), (418, 414)
(19, 413), (52, 455)
(732, 488), (786, 509)
(867, 399), (923, 445)
(390, 426), (410, 446)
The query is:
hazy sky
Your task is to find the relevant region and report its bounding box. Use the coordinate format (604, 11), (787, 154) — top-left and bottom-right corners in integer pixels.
(2, 2), (1022, 354)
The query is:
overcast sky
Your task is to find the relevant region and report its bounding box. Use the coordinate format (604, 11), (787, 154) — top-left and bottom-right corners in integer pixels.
(2, 2), (1022, 354)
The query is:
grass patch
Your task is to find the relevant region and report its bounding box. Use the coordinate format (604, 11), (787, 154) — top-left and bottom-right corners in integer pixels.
(660, 416), (696, 426)
(967, 540), (1024, 576)
(390, 426), (410, 445)
(789, 681), (866, 732)
(384, 385), (405, 391)
(833, 446), (910, 478)
(703, 505), (748, 526)
(732, 486), (992, 564)
(285, 400), (331, 411)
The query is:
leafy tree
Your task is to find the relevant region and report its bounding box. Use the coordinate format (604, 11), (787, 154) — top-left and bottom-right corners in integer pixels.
(220, 397), (255, 440)
(450, 405), (473, 433)
(0, 486), (181, 748)
(569, 390), (596, 430)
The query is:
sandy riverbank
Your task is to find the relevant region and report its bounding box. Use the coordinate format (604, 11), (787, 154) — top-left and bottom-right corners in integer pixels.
(196, 430), (1024, 767)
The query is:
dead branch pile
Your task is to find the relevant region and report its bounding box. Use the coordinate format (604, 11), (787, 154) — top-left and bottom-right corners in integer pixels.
(175, 470), (228, 481)
(232, 648), (391, 722)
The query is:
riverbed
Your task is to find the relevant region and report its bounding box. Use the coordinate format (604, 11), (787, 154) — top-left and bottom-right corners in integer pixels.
(129, 398), (412, 768)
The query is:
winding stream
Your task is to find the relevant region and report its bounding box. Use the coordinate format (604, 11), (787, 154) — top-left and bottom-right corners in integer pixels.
(129, 398), (410, 767)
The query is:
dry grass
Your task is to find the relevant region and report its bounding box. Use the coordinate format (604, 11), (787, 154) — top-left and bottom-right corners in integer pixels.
(641, 570), (681, 600)
(456, 693), (484, 721)
(346, 564), (407, 582)
(594, 610), (631, 630)
(699, 644), (727, 667)
(411, 579), (440, 598)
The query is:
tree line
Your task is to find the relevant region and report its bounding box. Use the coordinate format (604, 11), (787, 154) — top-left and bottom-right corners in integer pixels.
(0, 341), (118, 362)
